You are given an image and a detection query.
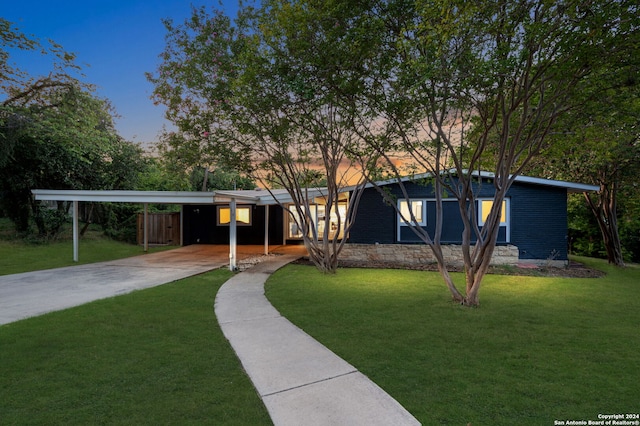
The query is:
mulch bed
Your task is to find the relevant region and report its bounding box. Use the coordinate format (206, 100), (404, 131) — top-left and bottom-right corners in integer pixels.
(292, 258), (606, 278)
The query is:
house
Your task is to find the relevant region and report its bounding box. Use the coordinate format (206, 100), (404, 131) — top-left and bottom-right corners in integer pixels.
(343, 171), (599, 266)
(32, 172), (598, 268)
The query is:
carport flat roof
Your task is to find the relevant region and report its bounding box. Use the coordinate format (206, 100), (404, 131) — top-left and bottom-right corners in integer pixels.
(32, 189), (218, 204)
(31, 188), (332, 205)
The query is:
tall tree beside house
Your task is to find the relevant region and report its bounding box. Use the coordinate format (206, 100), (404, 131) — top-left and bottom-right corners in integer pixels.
(148, 2), (380, 272)
(531, 67), (640, 266)
(0, 18), (81, 168)
(345, 0), (636, 305)
(148, 1), (634, 294)
(0, 83), (146, 238)
(0, 19), (146, 238)
(151, 130), (255, 192)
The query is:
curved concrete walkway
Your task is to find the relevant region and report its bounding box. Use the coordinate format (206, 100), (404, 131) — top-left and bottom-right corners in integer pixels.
(215, 255), (420, 426)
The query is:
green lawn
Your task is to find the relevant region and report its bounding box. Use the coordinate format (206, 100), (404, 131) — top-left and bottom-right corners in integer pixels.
(265, 257), (640, 425)
(2, 221), (637, 426)
(0, 220), (172, 275)
(0, 270), (272, 425)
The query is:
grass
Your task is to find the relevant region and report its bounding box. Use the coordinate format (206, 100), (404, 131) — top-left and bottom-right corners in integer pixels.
(265, 256), (640, 425)
(0, 218), (173, 275)
(2, 218), (636, 424)
(0, 269), (272, 425)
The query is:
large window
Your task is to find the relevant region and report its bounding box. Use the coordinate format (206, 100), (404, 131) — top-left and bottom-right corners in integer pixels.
(398, 199), (425, 226)
(217, 205), (252, 226)
(287, 207), (313, 239)
(286, 202), (347, 240)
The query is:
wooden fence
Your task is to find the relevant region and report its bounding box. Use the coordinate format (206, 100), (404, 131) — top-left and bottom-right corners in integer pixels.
(137, 212), (180, 246)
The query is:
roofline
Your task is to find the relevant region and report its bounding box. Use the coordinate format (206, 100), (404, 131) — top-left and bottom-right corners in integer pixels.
(31, 187), (337, 205)
(32, 189), (217, 204)
(366, 170), (599, 193)
(215, 188), (333, 205)
(33, 170), (596, 205)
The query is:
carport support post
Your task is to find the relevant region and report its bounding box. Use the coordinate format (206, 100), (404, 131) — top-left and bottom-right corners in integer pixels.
(264, 205), (269, 255)
(143, 203), (148, 252)
(229, 198), (237, 271)
(72, 200), (79, 262)
(179, 205), (184, 246)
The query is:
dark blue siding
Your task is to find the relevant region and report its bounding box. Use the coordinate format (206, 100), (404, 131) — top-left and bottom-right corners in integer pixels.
(183, 204), (284, 245)
(509, 185), (567, 260)
(349, 178), (569, 260)
(348, 189), (396, 243)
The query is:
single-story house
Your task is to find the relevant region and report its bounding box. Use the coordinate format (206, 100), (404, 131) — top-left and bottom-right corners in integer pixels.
(343, 171), (599, 266)
(32, 172), (598, 268)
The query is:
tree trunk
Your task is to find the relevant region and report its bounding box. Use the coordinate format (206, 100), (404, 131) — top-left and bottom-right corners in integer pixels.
(462, 254), (491, 308)
(460, 199), (503, 307)
(431, 244), (465, 303)
(303, 238), (339, 273)
(463, 286), (480, 307)
(80, 203), (94, 236)
(585, 187), (625, 267)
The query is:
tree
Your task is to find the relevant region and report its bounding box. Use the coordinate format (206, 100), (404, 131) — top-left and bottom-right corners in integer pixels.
(0, 83), (144, 238)
(347, 0), (636, 305)
(148, 2), (379, 272)
(532, 60), (640, 266)
(150, 130), (256, 192)
(1, 18), (82, 166)
(0, 19), (148, 239)
(148, 0), (634, 291)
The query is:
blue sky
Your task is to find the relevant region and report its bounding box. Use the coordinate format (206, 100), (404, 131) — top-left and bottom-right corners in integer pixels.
(3, 1), (239, 148)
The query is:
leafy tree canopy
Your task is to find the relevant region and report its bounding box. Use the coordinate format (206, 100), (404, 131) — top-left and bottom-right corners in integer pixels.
(0, 19), (146, 238)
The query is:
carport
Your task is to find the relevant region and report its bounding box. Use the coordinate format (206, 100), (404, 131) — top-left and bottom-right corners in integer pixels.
(31, 188), (326, 270)
(32, 188), (325, 270)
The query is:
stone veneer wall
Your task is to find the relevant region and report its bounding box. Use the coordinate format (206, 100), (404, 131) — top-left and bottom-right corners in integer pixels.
(340, 243), (519, 266)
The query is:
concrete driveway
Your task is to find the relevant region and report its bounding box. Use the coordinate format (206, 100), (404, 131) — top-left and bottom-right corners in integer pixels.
(0, 245), (284, 326)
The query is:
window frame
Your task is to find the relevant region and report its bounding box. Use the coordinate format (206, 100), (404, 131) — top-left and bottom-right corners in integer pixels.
(477, 198), (510, 242)
(397, 199), (426, 226)
(285, 201), (348, 240)
(217, 205), (252, 226)
(397, 199), (426, 242)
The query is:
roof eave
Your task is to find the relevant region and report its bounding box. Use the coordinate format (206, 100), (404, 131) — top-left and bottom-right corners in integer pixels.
(32, 189), (217, 204)
(366, 170), (599, 192)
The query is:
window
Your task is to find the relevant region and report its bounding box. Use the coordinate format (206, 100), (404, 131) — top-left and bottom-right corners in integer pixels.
(286, 202), (347, 240)
(478, 199), (508, 226)
(287, 207), (313, 239)
(217, 206), (252, 226)
(478, 198), (510, 243)
(398, 200), (425, 226)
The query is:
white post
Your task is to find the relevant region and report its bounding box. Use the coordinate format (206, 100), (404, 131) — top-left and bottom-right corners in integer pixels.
(143, 203), (149, 252)
(283, 208), (288, 246)
(72, 200), (79, 262)
(179, 205), (184, 246)
(229, 199), (237, 271)
(264, 205), (269, 255)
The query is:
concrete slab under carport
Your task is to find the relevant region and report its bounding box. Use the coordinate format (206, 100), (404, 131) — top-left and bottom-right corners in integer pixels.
(0, 244), (300, 326)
